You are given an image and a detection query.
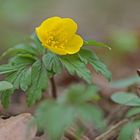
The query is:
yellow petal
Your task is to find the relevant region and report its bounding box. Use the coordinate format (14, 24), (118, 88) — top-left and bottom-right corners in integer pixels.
(38, 17), (62, 30)
(66, 35), (83, 54)
(45, 45), (67, 55)
(35, 17), (82, 55)
(36, 17), (62, 42)
(62, 18), (77, 35)
(36, 27), (46, 43)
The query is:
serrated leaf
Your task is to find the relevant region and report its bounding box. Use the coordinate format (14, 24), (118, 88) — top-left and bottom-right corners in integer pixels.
(78, 49), (92, 64)
(111, 92), (140, 106)
(14, 44), (37, 55)
(0, 64), (18, 74)
(77, 104), (106, 131)
(6, 71), (20, 83)
(61, 84), (99, 104)
(1, 90), (13, 108)
(119, 121), (140, 140)
(0, 44), (37, 60)
(4, 65), (26, 90)
(79, 49), (112, 81)
(0, 81), (13, 91)
(84, 40), (111, 50)
(17, 53), (37, 60)
(9, 55), (35, 66)
(20, 68), (32, 91)
(35, 100), (75, 140)
(42, 52), (62, 74)
(127, 108), (140, 117)
(31, 33), (45, 54)
(30, 60), (42, 81)
(90, 53), (112, 81)
(27, 60), (48, 106)
(60, 54), (92, 83)
(13, 73), (24, 89)
(35, 84), (104, 139)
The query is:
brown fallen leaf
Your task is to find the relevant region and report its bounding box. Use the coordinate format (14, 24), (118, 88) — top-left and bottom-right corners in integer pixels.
(0, 113), (37, 140)
(133, 128), (140, 140)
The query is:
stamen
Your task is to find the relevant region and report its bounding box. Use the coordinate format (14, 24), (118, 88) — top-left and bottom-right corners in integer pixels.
(45, 30), (69, 49)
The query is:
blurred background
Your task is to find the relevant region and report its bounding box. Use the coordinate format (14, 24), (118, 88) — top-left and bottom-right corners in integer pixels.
(0, 0), (140, 79)
(1, 1), (140, 139)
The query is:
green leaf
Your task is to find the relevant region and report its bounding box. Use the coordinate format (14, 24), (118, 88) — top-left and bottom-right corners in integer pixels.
(3, 65), (26, 90)
(0, 64), (18, 74)
(35, 100), (75, 140)
(31, 33), (45, 54)
(6, 72), (18, 83)
(127, 108), (140, 117)
(60, 54), (92, 83)
(84, 40), (111, 50)
(79, 49), (112, 81)
(9, 55), (35, 66)
(0, 81), (13, 91)
(35, 84), (104, 139)
(111, 92), (140, 106)
(0, 44), (37, 60)
(13, 68), (27, 89)
(14, 44), (37, 55)
(20, 68), (32, 91)
(42, 52), (62, 74)
(111, 75), (140, 88)
(1, 90), (13, 108)
(77, 104), (106, 131)
(90, 53), (112, 81)
(31, 60), (42, 80)
(17, 53), (37, 60)
(27, 60), (48, 106)
(78, 49), (92, 64)
(119, 121), (140, 140)
(61, 84), (99, 104)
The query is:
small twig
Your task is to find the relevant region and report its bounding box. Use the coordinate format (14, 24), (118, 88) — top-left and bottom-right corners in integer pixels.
(106, 105), (130, 124)
(77, 118), (98, 139)
(95, 113), (140, 140)
(50, 76), (57, 99)
(65, 127), (90, 140)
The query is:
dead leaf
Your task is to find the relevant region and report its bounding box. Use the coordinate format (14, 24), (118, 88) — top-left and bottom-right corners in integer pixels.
(0, 113), (37, 140)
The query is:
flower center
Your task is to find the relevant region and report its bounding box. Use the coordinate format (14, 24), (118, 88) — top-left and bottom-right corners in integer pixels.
(45, 29), (68, 49)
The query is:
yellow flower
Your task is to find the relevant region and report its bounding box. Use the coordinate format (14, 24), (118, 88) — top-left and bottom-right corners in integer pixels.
(36, 17), (83, 55)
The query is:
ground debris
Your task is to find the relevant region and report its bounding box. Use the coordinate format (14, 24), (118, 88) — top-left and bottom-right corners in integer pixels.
(0, 113), (37, 140)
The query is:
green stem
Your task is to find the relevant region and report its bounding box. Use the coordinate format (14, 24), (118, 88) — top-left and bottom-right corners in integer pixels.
(50, 76), (57, 99)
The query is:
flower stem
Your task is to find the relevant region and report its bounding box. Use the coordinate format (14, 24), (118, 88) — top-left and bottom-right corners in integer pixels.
(50, 76), (57, 99)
